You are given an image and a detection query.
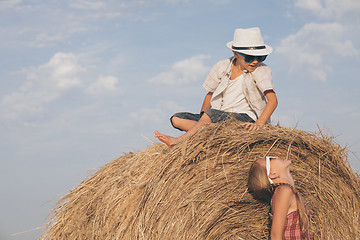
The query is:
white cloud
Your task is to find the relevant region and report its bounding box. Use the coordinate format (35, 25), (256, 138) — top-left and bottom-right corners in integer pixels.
(85, 75), (119, 95)
(295, 0), (360, 19)
(0, 52), (88, 120)
(276, 22), (358, 82)
(147, 55), (211, 85)
(36, 52), (86, 89)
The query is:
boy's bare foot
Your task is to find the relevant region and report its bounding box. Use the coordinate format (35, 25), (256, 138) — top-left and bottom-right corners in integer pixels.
(155, 130), (177, 149)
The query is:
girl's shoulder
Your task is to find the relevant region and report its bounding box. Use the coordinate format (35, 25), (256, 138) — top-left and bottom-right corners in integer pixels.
(271, 184), (295, 204)
(273, 184), (294, 196)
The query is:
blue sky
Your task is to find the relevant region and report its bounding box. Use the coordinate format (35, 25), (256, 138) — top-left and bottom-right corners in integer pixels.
(1, 0), (359, 239)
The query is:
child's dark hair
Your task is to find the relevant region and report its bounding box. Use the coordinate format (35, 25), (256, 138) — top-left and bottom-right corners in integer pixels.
(248, 159), (309, 235)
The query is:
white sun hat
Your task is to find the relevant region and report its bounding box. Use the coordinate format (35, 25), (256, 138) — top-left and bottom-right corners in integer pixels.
(227, 27), (273, 56)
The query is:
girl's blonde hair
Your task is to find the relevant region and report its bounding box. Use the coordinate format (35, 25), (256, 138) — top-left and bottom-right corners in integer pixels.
(248, 159), (310, 235)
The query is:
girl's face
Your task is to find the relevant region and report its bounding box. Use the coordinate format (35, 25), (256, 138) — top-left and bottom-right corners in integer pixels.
(235, 52), (262, 72)
(269, 157), (292, 172)
(258, 157), (292, 183)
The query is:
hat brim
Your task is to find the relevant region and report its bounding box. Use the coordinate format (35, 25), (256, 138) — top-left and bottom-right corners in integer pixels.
(227, 41), (273, 56)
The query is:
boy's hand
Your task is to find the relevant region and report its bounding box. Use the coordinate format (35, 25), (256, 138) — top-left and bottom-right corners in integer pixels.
(245, 122), (262, 131)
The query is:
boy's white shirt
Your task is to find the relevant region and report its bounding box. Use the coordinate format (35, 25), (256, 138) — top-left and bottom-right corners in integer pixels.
(202, 57), (274, 122)
(219, 74), (257, 121)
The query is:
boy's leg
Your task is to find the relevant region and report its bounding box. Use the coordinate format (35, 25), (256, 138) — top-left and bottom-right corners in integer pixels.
(171, 117), (198, 132)
(232, 112), (255, 123)
(170, 112), (201, 132)
(156, 113), (212, 148)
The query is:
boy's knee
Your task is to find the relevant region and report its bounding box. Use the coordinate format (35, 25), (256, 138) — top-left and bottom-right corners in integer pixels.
(199, 112), (212, 123)
(171, 116), (182, 128)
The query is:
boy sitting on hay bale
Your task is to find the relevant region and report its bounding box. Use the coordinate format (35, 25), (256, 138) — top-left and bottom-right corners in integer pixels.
(155, 27), (278, 148)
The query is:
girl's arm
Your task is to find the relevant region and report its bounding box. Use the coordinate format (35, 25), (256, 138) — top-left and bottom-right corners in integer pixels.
(246, 90), (277, 131)
(270, 186), (293, 240)
(200, 92), (213, 112)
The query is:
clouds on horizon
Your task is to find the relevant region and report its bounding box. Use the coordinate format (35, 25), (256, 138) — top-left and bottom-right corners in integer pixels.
(276, 22), (358, 82)
(273, 0), (360, 82)
(294, 0), (360, 19)
(0, 52), (120, 121)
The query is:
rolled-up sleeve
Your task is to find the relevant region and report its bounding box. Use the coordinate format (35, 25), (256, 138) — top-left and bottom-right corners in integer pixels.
(252, 64), (274, 93)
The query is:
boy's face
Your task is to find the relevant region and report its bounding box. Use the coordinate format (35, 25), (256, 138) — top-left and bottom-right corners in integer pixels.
(235, 52), (264, 72)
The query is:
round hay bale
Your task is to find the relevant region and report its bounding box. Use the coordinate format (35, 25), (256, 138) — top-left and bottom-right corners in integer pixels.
(41, 121), (360, 239)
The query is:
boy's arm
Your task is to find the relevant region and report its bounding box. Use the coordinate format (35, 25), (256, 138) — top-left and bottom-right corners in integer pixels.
(256, 90), (278, 125)
(200, 92), (213, 112)
(246, 90), (277, 131)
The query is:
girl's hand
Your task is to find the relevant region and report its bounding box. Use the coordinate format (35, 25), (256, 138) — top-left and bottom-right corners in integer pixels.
(245, 122), (263, 131)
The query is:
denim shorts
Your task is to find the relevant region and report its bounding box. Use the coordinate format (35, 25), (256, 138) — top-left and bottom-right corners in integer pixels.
(170, 109), (255, 131)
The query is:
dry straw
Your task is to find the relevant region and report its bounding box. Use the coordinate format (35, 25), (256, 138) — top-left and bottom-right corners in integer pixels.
(41, 120), (360, 239)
